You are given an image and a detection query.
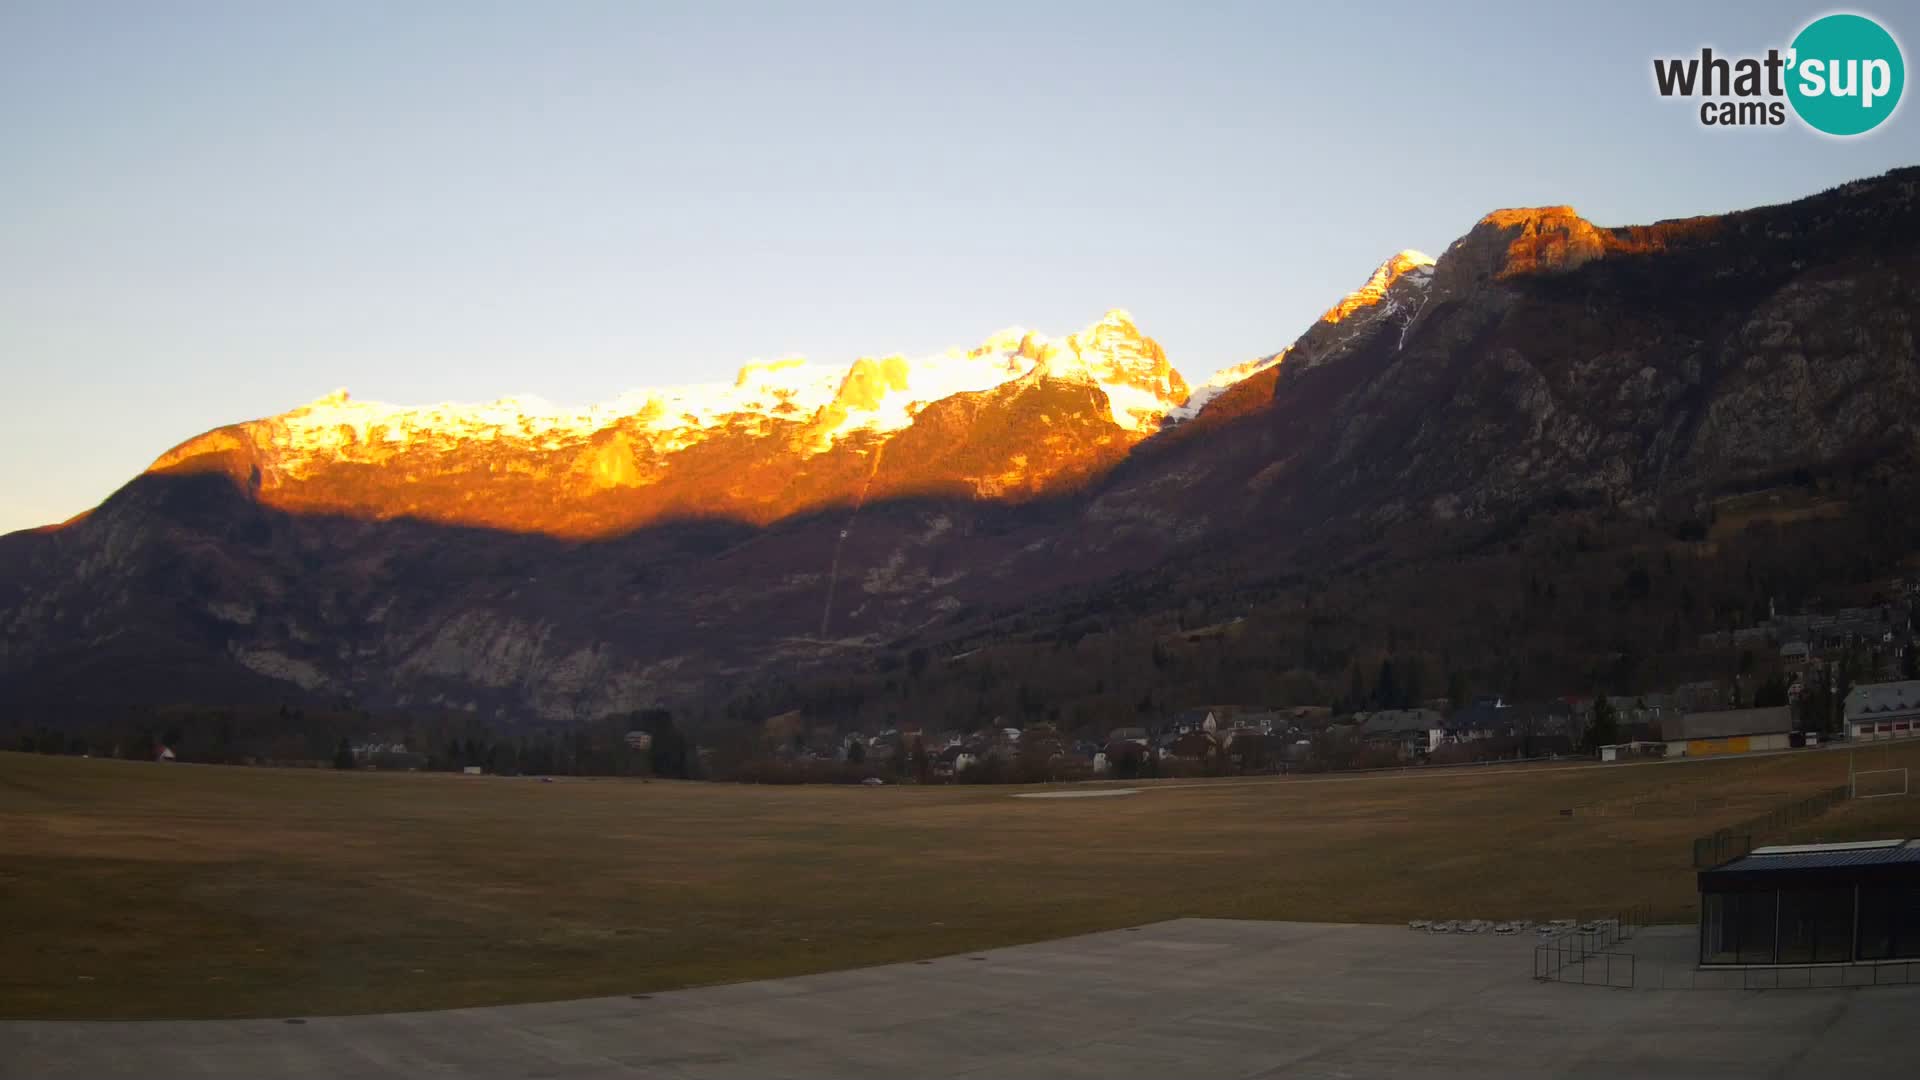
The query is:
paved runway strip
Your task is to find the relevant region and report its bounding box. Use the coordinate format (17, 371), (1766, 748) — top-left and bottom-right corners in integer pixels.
(6, 919), (1918, 1078)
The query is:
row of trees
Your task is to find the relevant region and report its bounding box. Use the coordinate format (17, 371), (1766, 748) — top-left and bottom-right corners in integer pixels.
(9, 705), (699, 780)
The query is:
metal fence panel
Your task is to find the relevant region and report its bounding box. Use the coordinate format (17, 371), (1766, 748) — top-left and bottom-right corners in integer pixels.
(1690, 785), (1849, 868)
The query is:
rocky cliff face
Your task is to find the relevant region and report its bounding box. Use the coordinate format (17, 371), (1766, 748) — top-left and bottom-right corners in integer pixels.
(1099, 172), (1918, 545)
(4, 168), (1917, 723)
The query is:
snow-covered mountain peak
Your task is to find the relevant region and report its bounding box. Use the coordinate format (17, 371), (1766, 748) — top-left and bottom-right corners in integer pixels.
(1321, 250), (1435, 324)
(1169, 250), (1439, 421)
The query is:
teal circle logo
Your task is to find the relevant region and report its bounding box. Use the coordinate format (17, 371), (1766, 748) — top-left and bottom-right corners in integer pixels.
(1787, 13), (1905, 136)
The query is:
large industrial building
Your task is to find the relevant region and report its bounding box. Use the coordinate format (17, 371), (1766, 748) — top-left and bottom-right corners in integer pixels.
(1665, 706), (1793, 757)
(1698, 839), (1920, 966)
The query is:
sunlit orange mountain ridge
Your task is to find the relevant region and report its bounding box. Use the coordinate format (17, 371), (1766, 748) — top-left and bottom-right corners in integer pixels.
(140, 303), (1294, 539)
(144, 310), (1200, 538)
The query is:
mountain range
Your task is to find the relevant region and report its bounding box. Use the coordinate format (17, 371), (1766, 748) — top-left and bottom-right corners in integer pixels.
(140, 305), (1202, 538)
(3, 167), (1917, 728)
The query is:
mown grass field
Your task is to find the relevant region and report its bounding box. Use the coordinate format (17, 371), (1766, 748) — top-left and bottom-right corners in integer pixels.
(4, 743), (1919, 1019)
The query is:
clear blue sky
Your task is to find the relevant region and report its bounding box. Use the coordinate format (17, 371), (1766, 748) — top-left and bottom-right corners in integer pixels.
(2, 0), (1914, 533)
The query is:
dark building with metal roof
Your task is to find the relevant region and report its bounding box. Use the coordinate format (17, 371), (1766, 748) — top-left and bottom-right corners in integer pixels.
(1697, 840), (1920, 965)
(1844, 680), (1920, 742)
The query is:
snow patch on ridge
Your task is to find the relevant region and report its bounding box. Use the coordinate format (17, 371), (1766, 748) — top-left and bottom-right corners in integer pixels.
(1167, 351), (1285, 421)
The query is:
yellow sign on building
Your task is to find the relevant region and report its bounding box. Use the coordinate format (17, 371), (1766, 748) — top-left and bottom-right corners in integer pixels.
(1688, 736), (1752, 757)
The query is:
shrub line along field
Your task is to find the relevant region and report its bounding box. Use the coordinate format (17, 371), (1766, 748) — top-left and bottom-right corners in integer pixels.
(4, 743), (1919, 1020)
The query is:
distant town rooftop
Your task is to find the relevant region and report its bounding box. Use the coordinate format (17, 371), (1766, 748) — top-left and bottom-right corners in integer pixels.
(1845, 680), (1920, 719)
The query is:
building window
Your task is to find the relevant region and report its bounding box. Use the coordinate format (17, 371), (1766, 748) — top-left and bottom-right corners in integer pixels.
(1737, 890), (1778, 964)
(1701, 890), (1782, 964)
(1859, 886), (1895, 960)
(1701, 893), (1735, 964)
(1859, 885), (1920, 960)
(1776, 887), (1853, 963)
